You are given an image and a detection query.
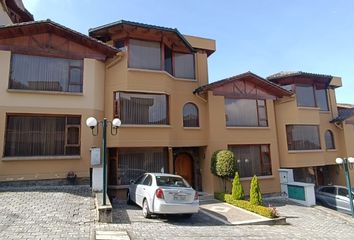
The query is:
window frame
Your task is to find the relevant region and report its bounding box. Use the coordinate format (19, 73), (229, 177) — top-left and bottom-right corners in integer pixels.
(224, 98), (268, 127)
(4, 114), (81, 157)
(295, 84), (329, 111)
(127, 38), (196, 80)
(228, 144), (272, 178)
(324, 129), (335, 150)
(286, 124), (321, 151)
(114, 91), (170, 125)
(9, 53), (83, 93)
(183, 102), (199, 128)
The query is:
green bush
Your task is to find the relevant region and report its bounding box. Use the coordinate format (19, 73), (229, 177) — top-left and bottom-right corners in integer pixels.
(249, 175), (263, 205)
(231, 172), (245, 200)
(215, 150), (236, 178)
(214, 192), (276, 218)
(210, 150), (221, 176)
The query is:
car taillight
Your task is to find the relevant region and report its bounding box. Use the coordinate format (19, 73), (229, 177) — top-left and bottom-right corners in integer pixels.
(156, 188), (164, 199)
(194, 192), (199, 200)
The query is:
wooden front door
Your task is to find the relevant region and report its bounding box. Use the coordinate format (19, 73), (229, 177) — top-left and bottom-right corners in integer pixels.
(175, 153), (193, 186)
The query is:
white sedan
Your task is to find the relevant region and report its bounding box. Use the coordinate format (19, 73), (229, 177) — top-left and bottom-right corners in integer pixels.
(127, 173), (199, 218)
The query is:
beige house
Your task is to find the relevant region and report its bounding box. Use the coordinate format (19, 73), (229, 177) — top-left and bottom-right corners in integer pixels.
(0, 17), (353, 196)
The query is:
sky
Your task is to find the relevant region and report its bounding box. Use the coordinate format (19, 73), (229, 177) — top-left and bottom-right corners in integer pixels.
(22, 0), (354, 104)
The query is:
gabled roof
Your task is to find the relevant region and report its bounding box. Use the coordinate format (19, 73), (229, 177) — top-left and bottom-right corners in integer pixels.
(194, 71), (292, 98)
(337, 103), (354, 109)
(331, 108), (354, 123)
(89, 19), (195, 52)
(0, 20), (119, 57)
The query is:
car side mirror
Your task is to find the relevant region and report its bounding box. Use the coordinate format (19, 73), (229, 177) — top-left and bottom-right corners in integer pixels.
(130, 180), (135, 184)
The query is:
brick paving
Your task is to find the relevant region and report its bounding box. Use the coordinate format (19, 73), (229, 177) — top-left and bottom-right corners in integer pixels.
(0, 185), (95, 240)
(96, 198), (354, 240)
(1, 186), (354, 239)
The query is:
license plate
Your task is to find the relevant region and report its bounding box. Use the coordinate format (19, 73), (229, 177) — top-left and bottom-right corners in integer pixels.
(174, 195), (186, 201)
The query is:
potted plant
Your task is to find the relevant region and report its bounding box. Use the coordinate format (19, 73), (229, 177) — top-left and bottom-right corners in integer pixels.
(66, 171), (77, 185)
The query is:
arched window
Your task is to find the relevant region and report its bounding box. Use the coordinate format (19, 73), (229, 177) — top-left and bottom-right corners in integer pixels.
(325, 130), (335, 149)
(183, 103), (199, 127)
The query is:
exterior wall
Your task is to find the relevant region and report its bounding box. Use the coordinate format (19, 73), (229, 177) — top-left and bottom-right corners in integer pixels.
(0, 50), (105, 181)
(204, 91), (281, 195)
(0, 4), (12, 25)
(104, 50), (209, 149)
(275, 88), (345, 169)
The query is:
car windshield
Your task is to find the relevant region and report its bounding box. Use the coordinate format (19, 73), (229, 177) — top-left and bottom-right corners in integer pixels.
(156, 176), (190, 188)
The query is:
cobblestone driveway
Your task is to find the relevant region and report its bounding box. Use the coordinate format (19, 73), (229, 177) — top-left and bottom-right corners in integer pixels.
(96, 198), (354, 240)
(1, 186), (354, 240)
(0, 186), (94, 240)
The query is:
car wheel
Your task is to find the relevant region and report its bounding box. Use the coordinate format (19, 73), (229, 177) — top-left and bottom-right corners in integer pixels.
(142, 199), (151, 218)
(127, 191), (133, 205)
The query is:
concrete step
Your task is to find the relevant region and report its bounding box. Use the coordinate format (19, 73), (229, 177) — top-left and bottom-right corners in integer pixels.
(95, 230), (130, 240)
(198, 192), (215, 201)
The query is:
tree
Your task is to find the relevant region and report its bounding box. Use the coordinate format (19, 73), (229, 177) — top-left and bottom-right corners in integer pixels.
(231, 172), (245, 200)
(210, 150), (221, 176)
(214, 150), (236, 192)
(249, 175), (263, 205)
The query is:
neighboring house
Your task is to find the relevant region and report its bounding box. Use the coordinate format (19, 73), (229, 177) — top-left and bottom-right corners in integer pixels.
(267, 72), (351, 187)
(0, 20), (118, 182)
(0, 17), (353, 196)
(0, 0), (33, 25)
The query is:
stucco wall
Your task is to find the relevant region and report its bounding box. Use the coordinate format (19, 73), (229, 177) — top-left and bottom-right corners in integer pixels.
(0, 51), (105, 181)
(274, 89), (344, 168)
(204, 91), (281, 195)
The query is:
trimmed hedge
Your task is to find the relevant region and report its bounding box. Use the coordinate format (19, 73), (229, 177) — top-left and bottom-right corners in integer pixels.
(231, 172), (245, 200)
(214, 192), (277, 218)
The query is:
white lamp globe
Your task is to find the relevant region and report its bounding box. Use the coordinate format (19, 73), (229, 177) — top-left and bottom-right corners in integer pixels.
(348, 157), (354, 164)
(336, 157), (344, 164)
(86, 117), (98, 128)
(112, 118), (121, 128)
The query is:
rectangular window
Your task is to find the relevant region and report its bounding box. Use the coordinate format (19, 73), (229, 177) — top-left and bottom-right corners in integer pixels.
(229, 144), (272, 178)
(164, 46), (173, 75)
(295, 84), (316, 107)
(129, 39), (161, 70)
(10, 54), (83, 93)
(315, 87), (329, 111)
(4, 115), (81, 157)
(286, 125), (321, 150)
(117, 148), (168, 185)
(115, 92), (169, 125)
(225, 99), (268, 127)
(174, 53), (195, 79)
(295, 84), (329, 110)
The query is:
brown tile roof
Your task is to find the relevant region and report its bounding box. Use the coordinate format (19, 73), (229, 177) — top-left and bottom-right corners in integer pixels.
(267, 71), (333, 81)
(194, 71), (292, 97)
(0, 19), (119, 57)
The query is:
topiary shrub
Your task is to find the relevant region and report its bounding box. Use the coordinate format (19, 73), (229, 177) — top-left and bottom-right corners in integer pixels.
(210, 150), (221, 176)
(249, 175), (263, 205)
(215, 150), (236, 192)
(231, 172), (245, 200)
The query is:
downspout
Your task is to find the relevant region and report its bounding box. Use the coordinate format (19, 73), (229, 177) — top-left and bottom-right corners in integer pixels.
(106, 52), (125, 69)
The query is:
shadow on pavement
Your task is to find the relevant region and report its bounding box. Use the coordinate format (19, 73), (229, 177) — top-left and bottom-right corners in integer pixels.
(0, 185), (93, 198)
(111, 200), (225, 226)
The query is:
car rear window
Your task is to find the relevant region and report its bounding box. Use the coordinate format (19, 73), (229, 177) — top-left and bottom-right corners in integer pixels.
(321, 187), (336, 194)
(156, 176), (190, 188)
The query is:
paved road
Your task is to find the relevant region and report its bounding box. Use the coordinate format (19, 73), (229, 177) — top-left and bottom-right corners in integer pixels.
(0, 186), (94, 240)
(1, 186), (354, 239)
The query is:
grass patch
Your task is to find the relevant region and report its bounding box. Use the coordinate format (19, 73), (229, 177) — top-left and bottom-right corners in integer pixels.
(214, 192), (278, 218)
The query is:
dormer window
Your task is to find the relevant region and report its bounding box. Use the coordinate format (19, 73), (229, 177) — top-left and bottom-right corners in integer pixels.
(127, 39), (195, 79)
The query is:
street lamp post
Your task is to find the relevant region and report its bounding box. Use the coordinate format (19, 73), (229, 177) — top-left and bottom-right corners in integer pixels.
(86, 117), (121, 206)
(336, 157), (354, 218)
